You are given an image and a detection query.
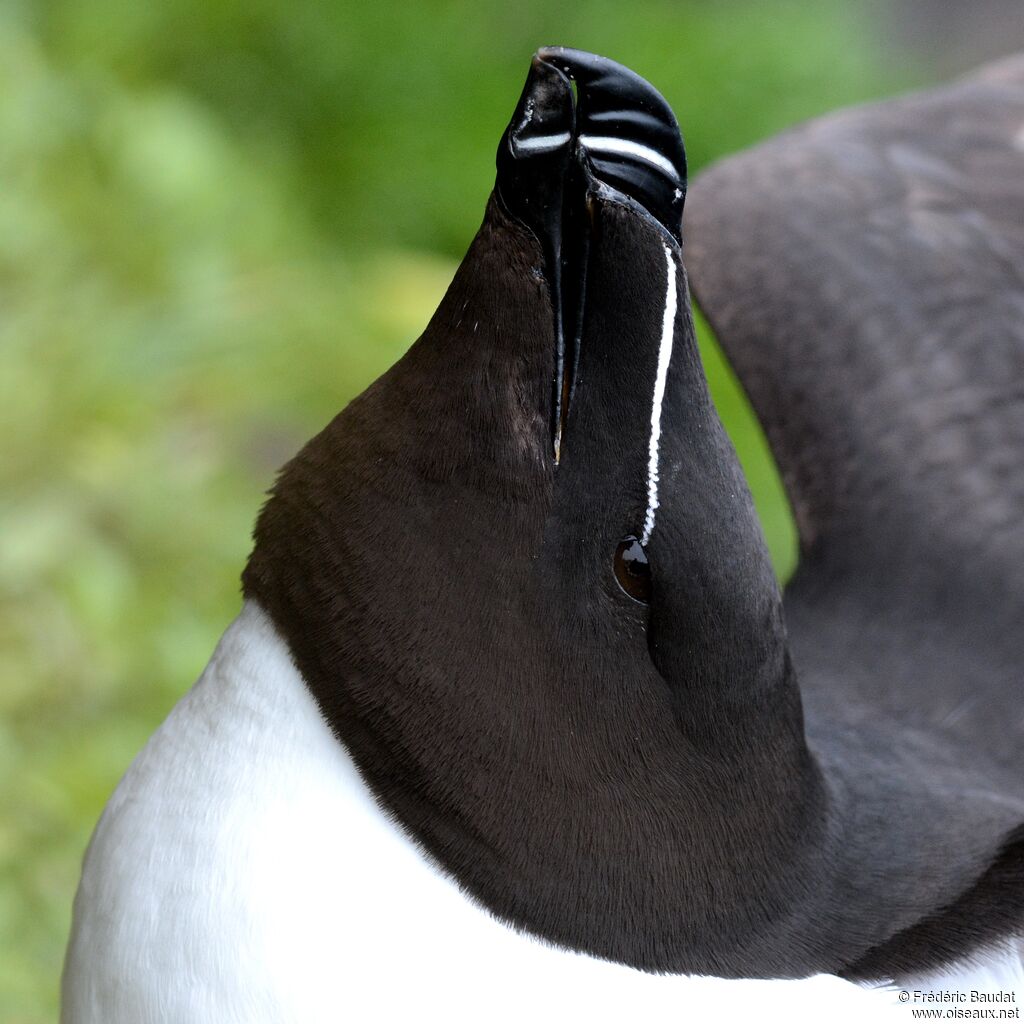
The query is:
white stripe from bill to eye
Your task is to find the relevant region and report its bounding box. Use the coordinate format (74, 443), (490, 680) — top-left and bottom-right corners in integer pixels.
(579, 135), (682, 182)
(512, 131), (572, 154)
(640, 245), (677, 548)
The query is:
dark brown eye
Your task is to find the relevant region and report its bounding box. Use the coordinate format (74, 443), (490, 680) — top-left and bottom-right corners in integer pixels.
(613, 536), (651, 604)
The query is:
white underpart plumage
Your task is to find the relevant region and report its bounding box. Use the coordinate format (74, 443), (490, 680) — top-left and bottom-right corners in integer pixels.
(579, 134), (683, 182)
(62, 603), (1022, 1024)
(640, 244), (678, 547)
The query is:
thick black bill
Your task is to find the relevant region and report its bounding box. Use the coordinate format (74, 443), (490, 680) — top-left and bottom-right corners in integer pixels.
(495, 47), (687, 462)
(538, 47), (687, 238)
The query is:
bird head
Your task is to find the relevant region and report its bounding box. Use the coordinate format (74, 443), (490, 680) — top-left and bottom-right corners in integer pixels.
(242, 48), (812, 975)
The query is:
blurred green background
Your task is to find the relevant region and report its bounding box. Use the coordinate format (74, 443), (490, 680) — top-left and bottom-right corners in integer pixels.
(1, 1), (1020, 1019)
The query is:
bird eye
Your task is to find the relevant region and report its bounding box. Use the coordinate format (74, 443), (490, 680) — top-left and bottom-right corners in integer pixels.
(613, 536), (651, 604)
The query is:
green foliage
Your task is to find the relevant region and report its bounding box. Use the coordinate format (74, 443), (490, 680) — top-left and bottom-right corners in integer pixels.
(0, 2), (925, 1018)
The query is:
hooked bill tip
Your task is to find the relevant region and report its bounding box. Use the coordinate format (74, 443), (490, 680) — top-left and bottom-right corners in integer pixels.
(497, 47), (687, 243)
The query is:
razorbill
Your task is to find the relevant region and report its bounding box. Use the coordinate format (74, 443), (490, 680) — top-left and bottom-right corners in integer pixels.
(62, 48), (1023, 1022)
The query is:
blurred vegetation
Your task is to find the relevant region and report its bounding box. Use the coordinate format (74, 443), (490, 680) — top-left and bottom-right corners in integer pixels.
(0, 0), (948, 1018)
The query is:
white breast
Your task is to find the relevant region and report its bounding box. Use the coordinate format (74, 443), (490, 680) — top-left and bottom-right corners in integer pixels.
(61, 602), (1021, 1023)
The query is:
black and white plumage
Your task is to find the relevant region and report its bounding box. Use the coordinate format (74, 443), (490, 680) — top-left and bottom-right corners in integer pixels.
(62, 49), (1023, 1022)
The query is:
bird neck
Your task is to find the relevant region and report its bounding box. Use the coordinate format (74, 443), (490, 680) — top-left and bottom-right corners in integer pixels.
(648, 342), (801, 749)
(241, 195), (829, 978)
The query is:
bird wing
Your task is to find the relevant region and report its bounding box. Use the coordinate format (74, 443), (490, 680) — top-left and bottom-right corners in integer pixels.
(687, 54), (1024, 591)
(685, 55), (1024, 978)
(685, 54), (1024, 749)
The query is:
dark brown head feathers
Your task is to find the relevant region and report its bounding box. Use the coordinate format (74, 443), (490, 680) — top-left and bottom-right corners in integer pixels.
(244, 51), (1024, 982)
